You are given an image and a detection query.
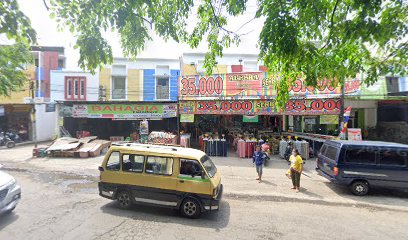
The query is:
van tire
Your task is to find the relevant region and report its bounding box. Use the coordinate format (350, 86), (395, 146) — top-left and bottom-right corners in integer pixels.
(350, 181), (369, 196)
(180, 197), (201, 218)
(116, 190), (133, 209)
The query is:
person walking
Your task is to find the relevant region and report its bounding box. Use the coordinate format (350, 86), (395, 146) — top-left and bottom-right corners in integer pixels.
(290, 149), (303, 192)
(253, 146), (266, 183)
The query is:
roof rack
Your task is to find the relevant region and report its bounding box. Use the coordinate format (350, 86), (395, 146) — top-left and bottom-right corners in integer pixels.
(111, 142), (180, 151)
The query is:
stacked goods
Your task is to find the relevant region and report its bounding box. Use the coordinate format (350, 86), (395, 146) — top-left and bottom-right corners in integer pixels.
(149, 131), (177, 145)
(46, 137), (111, 158)
(294, 140), (309, 160)
(279, 140), (287, 159)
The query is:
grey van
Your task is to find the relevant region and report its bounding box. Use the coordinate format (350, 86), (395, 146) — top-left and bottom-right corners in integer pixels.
(316, 140), (408, 196)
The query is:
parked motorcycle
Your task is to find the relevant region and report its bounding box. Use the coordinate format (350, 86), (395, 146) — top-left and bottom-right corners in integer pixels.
(0, 132), (15, 148)
(5, 130), (22, 143)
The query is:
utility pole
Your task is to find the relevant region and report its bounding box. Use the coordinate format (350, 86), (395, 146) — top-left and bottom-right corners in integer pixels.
(339, 82), (345, 139)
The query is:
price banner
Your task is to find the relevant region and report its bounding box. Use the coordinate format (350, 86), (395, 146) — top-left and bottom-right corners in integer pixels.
(285, 99), (341, 115)
(179, 75), (224, 98)
(179, 99), (340, 115)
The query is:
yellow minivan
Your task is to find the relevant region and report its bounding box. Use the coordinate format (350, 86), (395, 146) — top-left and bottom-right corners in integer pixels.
(98, 143), (223, 218)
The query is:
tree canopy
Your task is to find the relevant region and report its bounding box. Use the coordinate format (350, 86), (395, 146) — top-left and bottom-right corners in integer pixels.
(3, 0), (408, 104)
(0, 0), (36, 96)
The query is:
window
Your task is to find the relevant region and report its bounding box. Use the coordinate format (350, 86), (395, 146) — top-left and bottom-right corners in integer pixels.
(324, 146), (338, 160)
(180, 159), (203, 178)
(58, 59), (65, 68)
(156, 77), (169, 99)
(319, 145), (327, 156)
(145, 156), (173, 175)
(112, 76), (126, 99)
(379, 150), (407, 167)
(345, 148), (376, 164)
(200, 155), (217, 178)
(122, 154), (145, 172)
(106, 152), (120, 171)
(65, 76), (86, 100)
(67, 79), (72, 98)
(74, 79), (79, 96)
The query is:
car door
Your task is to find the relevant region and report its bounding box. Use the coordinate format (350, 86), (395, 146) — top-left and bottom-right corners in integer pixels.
(135, 155), (178, 207)
(375, 148), (408, 188)
(176, 158), (211, 197)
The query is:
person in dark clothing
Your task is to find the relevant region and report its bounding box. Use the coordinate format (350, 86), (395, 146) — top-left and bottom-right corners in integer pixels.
(253, 146), (266, 183)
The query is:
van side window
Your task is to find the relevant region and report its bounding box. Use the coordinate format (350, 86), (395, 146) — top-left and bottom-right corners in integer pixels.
(324, 146), (338, 160)
(146, 156), (173, 175)
(379, 151), (407, 167)
(345, 149), (376, 164)
(180, 159), (203, 178)
(106, 151), (120, 171)
(319, 145), (327, 155)
(122, 154), (145, 172)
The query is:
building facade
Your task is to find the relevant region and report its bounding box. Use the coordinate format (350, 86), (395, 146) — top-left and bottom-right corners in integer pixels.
(0, 46), (65, 142)
(58, 57), (180, 139)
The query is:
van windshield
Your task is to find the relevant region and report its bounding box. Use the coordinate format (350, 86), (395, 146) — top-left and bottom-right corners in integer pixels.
(200, 155), (217, 178)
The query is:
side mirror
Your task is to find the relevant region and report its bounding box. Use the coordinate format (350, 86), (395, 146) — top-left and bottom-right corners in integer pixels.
(98, 166), (104, 172)
(201, 171), (206, 179)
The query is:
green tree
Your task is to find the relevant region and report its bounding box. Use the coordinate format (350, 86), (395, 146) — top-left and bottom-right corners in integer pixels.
(0, 0), (36, 96)
(46, 0), (407, 106)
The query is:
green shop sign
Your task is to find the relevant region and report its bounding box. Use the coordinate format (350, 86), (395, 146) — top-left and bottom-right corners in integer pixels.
(72, 103), (177, 119)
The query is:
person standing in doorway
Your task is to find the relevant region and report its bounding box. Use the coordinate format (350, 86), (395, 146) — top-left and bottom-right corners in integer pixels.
(253, 146), (266, 183)
(290, 149), (303, 192)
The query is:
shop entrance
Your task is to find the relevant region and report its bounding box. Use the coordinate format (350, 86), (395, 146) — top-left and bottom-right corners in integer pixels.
(0, 104), (33, 141)
(63, 117), (178, 140)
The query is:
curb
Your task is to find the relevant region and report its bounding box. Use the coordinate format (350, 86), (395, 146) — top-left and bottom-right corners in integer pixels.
(224, 192), (408, 213)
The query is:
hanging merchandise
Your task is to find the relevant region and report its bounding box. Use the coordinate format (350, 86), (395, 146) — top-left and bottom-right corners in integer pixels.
(348, 128), (362, 141)
(140, 120), (149, 135)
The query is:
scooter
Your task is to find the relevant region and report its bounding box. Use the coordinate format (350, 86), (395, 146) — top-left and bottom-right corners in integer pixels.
(0, 132), (16, 148)
(5, 130), (22, 143)
(284, 139), (293, 162)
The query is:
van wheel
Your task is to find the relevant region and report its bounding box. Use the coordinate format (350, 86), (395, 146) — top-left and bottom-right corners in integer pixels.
(116, 191), (132, 209)
(180, 197), (201, 218)
(350, 181), (369, 196)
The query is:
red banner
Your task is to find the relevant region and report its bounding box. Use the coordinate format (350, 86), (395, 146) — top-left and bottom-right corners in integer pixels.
(179, 99), (340, 115)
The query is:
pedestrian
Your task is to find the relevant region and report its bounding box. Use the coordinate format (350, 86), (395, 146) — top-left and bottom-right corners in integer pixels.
(253, 146), (266, 183)
(290, 149), (303, 193)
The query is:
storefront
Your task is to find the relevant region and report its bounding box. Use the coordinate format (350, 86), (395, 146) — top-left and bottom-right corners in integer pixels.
(178, 72), (364, 154)
(61, 102), (178, 140)
(0, 104), (34, 141)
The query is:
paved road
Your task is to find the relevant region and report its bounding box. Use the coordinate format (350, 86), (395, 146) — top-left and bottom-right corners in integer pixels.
(1, 169), (408, 240)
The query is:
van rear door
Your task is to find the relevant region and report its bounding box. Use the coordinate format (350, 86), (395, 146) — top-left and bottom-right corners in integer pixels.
(317, 143), (340, 178)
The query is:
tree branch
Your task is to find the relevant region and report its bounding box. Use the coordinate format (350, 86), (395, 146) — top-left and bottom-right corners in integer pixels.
(43, 0), (50, 11)
(321, 0), (341, 50)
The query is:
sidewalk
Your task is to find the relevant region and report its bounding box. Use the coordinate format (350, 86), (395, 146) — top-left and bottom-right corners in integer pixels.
(212, 154), (408, 211)
(1, 144), (407, 211)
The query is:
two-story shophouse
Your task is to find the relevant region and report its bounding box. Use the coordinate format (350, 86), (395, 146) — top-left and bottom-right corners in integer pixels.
(178, 52), (380, 146)
(0, 46), (65, 142)
(54, 57), (180, 140)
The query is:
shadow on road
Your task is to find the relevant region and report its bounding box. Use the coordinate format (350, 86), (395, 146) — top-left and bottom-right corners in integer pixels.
(100, 200), (231, 230)
(323, 182), (408, 206)
(0, 212), (19, 231)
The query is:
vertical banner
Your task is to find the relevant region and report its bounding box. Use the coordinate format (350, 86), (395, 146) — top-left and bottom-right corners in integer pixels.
(340, 106), (352, 140)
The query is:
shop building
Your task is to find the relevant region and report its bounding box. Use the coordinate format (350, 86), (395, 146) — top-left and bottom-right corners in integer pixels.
(53, 58), (180, 140)
(0, 46), (64, 142)
(178, 52), (381, 151)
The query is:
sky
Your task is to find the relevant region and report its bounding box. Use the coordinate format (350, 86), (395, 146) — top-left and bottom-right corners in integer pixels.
(16, 0), (264, 70)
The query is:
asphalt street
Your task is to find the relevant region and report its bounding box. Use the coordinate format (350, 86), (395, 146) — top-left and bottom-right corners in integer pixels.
(1, 169), (408, 240)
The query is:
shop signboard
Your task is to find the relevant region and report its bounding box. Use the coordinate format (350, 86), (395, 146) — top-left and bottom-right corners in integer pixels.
(180, 114), (194, 123)
(179, 99), (341, 115)
(348, 128), (362, 141)
(179, 72), (361, 100)
(59, 106), (73, 117)
(72, 103), (177, 119)
(243, 115), (259, 123)
(45, 103), (56, 112)
(320, 115), (339, 124)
